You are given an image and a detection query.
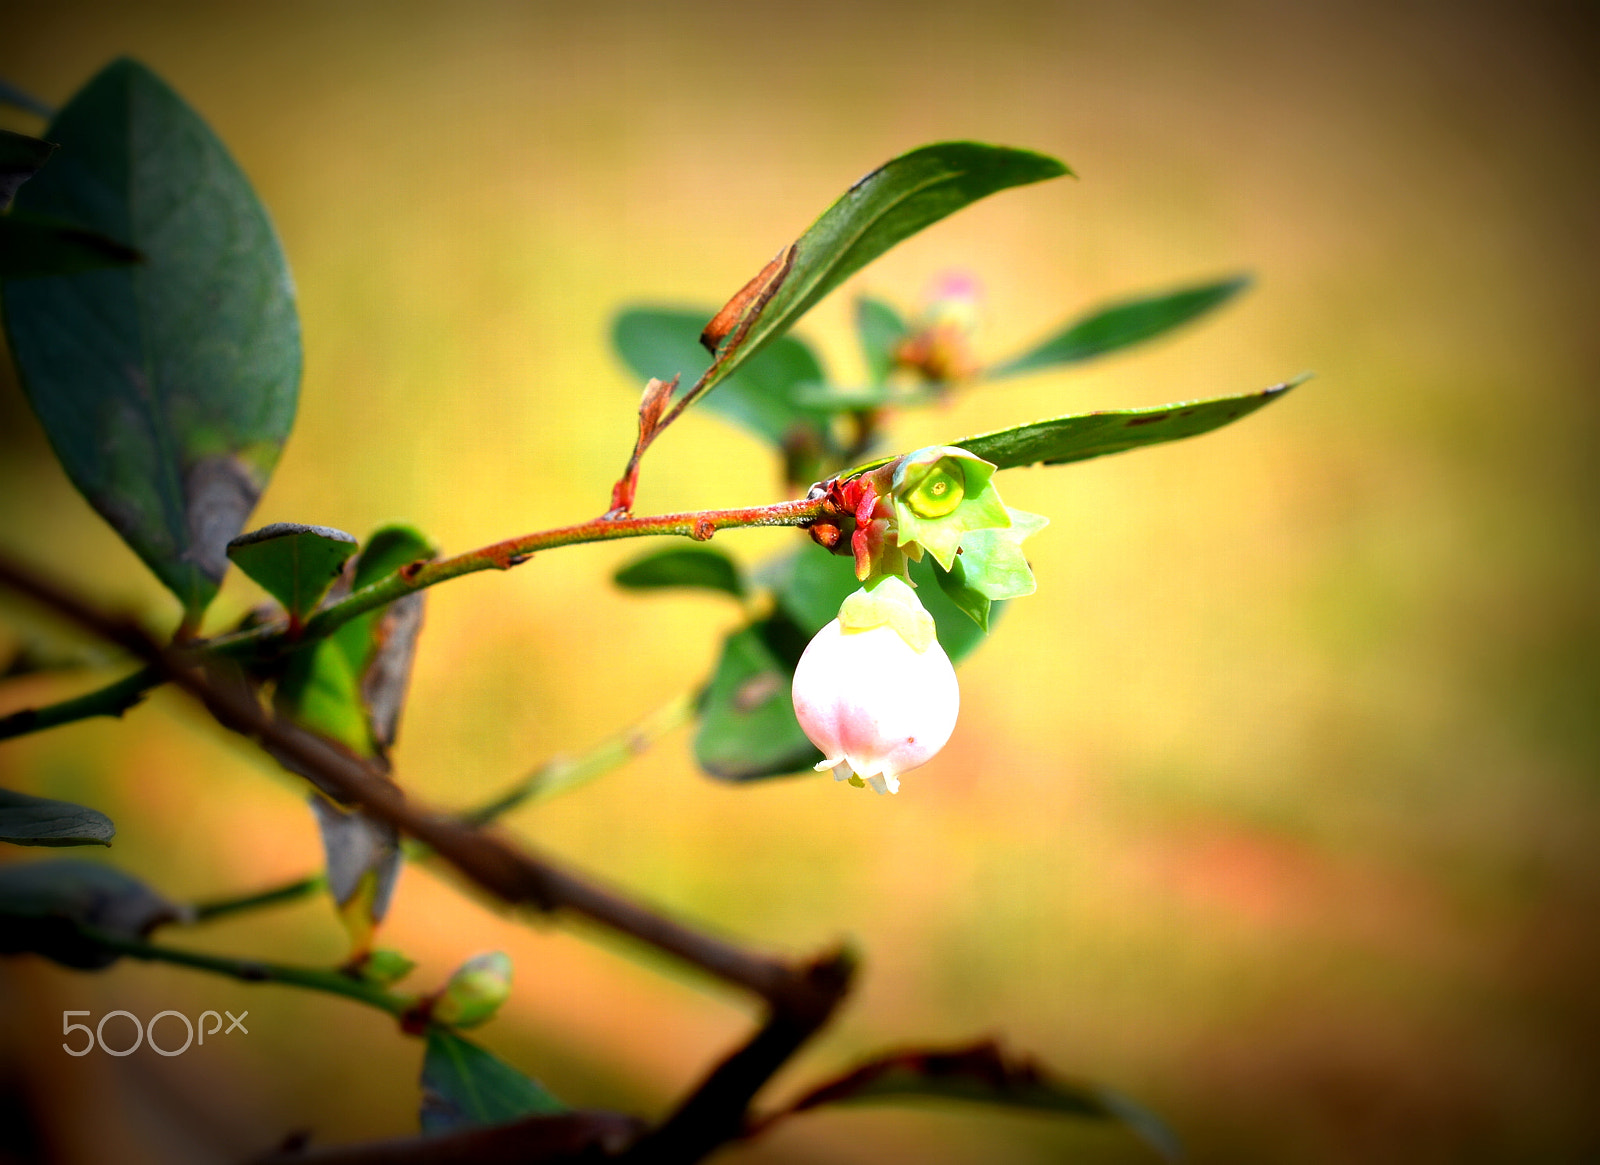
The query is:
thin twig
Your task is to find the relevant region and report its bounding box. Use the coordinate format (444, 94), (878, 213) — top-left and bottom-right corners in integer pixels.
(0, 554), (833, 1014)
(0, 663), (161, 741)
(80, 926), (412, 1016)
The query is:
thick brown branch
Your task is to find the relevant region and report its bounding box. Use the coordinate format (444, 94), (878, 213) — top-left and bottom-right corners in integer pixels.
(0, 554), (829, 1011)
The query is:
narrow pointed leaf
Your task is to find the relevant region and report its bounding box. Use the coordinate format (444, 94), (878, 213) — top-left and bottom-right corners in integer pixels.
(856, 295), (907, 386)
(0, 129), (57, 208)
(227, 522), (357, 622)
(613, 307), (829, 449)
(0, 789), (115, 847)
(3, 58), (301, 619)
(990, 274), (1251, 378)
(421, 1029), (566, 1133)
(614, 546), (746, 598)
(958, 379), (1302, 469)
(0, 859), (179, 969)
(692, 142), (1068, 404)
(776, 1040), (1180, 1161)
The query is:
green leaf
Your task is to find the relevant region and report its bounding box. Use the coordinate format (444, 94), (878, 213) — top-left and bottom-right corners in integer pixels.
(612, 306), (830, 449)
(959, 379), (1302, 469)
(0, 788), (115, 847)
(227, 523), (358, 623)
(614, 546), (746, 598)
(350, 523), (436, 591)
(3, 58), (302, 620)
(694, 621), (822, 782)
(778, 1039), (1180, 1162)
(695, 142), (1069, 401)
(0, 859), (179, 969)
(838, 379), (1304, 482)
(990, 274), (1251, 378)
(420, 1029), (565, 1134)
(0, 215), (143, 278)
(856, 295), (907, 386)
(0, 129), (57, 209)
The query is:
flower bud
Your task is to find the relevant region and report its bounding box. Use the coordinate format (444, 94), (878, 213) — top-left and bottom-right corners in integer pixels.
(431, 951), (512, 1028)
(791, 577), (958, 795)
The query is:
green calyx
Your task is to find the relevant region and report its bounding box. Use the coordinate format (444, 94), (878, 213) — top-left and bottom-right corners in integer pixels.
(890, 446), (1011, 571)
(839, 574), (937, 653)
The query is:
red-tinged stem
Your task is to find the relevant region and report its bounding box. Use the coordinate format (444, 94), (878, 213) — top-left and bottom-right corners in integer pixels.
(210, 495), (831, 663)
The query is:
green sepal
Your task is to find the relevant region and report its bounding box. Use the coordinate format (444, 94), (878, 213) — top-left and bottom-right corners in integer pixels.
(933, 508), (1048, 630)
(890, 446), (1010, 571)
(838, 575), (936, 652)
(358, 947), (417, 986)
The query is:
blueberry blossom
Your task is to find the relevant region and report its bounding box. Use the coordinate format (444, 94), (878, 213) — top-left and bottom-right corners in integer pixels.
(791, 576), (958, 795)
(794, 446), (1047, 794)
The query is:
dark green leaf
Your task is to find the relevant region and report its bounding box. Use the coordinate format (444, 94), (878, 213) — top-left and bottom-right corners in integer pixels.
(0, 129), (57, 208)
(958, 379), (1302, 469)
(614, 546), (746, 598)
(0, 859), (178, 969)
(694, 623), (822, 782)
(0, 788), (115, 847)
(856, 295), (907, 386)
(778, 1040), (1180, 1162)
(0, 214), (143, 278)
(227, 523), (357, 623)
(421, 1029), (566, 1134)
(696, 143), (1068, 402)
(990, 274), (1251, 377)
(3, 58), (302, 620)
(612, 307), (829, 449)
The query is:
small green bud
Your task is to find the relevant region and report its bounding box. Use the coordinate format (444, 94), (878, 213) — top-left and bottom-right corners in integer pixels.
(432, 951), (512, 1028)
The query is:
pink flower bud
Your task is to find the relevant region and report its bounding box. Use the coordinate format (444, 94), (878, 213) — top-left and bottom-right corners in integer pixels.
(791, 610), (959, 796)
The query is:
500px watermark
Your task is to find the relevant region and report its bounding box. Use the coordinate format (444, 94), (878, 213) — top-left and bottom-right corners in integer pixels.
(62, 1009), (248, 1057)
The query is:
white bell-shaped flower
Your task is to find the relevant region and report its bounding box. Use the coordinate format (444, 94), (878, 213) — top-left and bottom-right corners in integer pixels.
(791, 577), (959, 794)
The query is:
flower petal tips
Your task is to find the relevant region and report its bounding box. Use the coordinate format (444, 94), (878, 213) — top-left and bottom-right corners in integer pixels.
(791, 607), (959, 796)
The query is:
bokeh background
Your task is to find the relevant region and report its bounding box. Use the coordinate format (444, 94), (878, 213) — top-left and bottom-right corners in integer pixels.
(2, 2), (1597, 1161)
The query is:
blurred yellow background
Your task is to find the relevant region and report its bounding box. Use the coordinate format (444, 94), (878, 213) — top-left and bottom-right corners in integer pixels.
(2, 2), (1597, 1162)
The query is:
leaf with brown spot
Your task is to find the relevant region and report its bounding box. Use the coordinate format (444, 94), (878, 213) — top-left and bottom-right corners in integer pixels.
(700, 244), (796, 356)
(3, 59), (300, 619)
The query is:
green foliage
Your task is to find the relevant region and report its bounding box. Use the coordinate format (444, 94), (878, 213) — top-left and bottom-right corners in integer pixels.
(2, 57), (301, 620)
(0, 788), (115, 847)
(958, 379), (1302, 469)
(227, 523), (358, 623)
(0, 859), (177, 969)
(614, 545), (747, 598)
(694, 142), (1069, 401)
(613, 307), (830, 450)
(990, 274), (1251, 377)
(855, 295), (908, 386)
(0, 215), (143, 278)
(780, 1040), (1180, 1161)
(420, 1029), (566, 1133)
